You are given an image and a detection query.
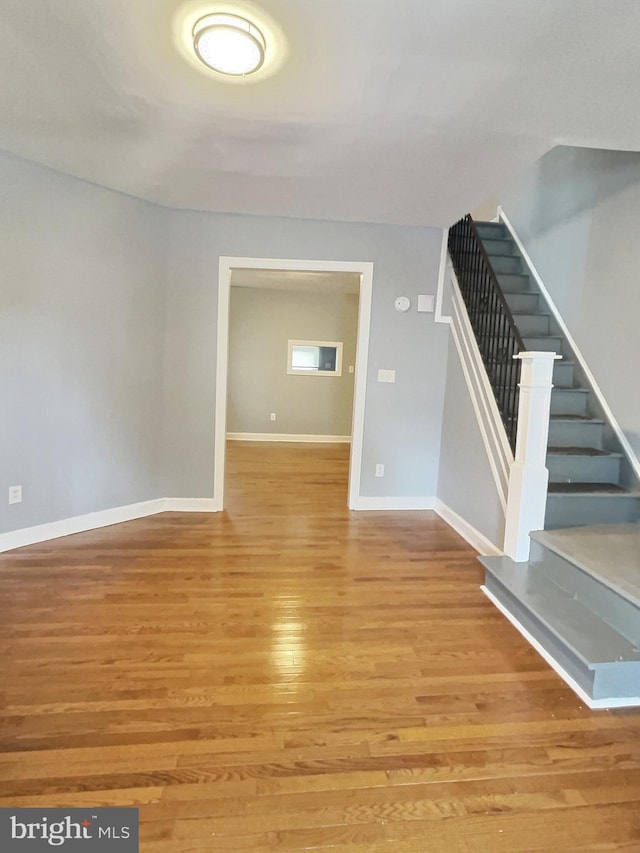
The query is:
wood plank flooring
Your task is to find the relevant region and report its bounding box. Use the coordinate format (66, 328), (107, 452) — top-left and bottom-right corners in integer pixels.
(1, 441), (640, 851)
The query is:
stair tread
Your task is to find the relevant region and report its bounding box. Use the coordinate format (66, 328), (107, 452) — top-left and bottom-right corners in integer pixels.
(494, 387), (588, 394)
(531, 525), (640, 611)
(547, 446), (622, 457)
(548, 482), (628, 494)
(512, 312), (552, 319)
(550, 414), (604, 423)
(481, 556), (640, 665)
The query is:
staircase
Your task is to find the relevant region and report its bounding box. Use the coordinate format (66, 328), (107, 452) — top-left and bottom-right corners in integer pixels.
(474, 220), (640, 529)
(451, 217), (640, 706)
(480, 525), (640, 706)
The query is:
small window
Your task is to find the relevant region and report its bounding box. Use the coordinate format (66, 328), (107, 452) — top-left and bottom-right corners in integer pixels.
(287, 340), (343, 376)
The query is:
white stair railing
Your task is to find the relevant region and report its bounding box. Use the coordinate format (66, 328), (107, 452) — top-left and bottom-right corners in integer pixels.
(504, 351), (560, 562)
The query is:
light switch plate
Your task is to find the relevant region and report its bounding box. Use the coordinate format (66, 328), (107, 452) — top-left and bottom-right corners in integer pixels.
(377, 369), (396, 383)
(417, 294), (435, 312)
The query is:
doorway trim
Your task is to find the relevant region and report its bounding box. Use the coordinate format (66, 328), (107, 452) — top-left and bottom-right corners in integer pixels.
(214, 256), (374, 510)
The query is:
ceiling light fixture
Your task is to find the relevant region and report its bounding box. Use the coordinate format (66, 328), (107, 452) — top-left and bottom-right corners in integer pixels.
(192, 13), (266, 76)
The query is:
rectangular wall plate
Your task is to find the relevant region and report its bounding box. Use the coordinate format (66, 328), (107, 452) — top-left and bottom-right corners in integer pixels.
(417, 294), (435, 313)
(377, 369), (396, 383)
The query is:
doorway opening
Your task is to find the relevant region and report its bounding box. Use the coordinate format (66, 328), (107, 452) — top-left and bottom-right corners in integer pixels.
(214, 257), (374, 510)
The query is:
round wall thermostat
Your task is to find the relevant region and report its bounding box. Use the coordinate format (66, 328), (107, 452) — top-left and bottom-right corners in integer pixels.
(394, 296), (411, 312)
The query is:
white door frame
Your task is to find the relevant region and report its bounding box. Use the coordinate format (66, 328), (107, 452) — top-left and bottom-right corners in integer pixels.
(213, 256), (374, 510)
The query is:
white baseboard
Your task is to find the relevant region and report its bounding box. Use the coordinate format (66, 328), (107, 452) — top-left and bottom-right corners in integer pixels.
(434, 500), (503, 556)
(227, 433), (351, 443)
(350, 496), (436, 511)
(165, 498), (218, 512)
(0, 498), (219, 553)
(481, 585), (640, 709)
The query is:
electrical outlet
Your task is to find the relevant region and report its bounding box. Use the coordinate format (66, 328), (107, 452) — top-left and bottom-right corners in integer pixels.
(270, 413), (276, 421)
(375, 464), (384, 478)
(8, 485), (22, 504)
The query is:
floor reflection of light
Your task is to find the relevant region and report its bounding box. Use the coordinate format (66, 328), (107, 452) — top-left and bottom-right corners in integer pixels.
(270, 613), (307, 685)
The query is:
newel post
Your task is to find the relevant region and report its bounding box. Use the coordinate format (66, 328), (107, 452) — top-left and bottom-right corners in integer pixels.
(504, 351), (561, 562)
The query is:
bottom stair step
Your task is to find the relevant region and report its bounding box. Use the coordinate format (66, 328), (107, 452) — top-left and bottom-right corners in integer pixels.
(480, 554), (640, 705)
(531, 525), (640, 614)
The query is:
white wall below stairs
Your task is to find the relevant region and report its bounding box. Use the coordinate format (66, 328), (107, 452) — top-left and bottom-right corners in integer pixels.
(500, 145), (640, 460)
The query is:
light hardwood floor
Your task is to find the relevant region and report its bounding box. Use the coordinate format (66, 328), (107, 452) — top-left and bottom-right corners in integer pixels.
(1, 441), (640, 851)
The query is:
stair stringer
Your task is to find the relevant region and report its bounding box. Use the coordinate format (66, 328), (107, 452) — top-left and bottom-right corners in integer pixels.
(446, 262), (513, 512)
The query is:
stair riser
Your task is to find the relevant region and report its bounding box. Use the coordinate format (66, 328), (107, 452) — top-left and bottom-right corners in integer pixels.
(482, 553), (640, 703)
(497, 273), (530, 292)
(529, 541), (640, 645)
(482, 239), (517, 256)
(523, 336), (563, 353)
(483, 573), (596, 698)
(545, 495), (640, 528)
(503, 389), (588, 416)
(491, 256), (523, 274)
(475, 224), (507, 240)
(550, 389), (589, 416)
(504, 292), (540, 313)
(553, 362), (575, 387)
(548, 420), (604, 448)
(513, 314), (550, 335)
(547, 454), (622, 485)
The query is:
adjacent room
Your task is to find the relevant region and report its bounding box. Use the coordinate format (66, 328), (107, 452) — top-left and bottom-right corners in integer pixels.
(1, 2), (640, 851)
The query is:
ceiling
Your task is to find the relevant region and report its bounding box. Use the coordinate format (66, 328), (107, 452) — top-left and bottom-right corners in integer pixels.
(2, 0), (640, 228)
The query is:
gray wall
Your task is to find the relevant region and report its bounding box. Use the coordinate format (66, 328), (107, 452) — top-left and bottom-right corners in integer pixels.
(228, 287), (358, 436)
(0, 148), (451, 533)
(437, 336), (505, 547)
(0, 151), (167, 533)
(162, 211), (449, 499)
(501, 146), (640, 457)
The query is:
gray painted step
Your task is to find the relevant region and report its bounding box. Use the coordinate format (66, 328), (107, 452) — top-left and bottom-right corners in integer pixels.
(553, 361), (576, 388)
(504, 292), (540, 313)
(475, 222), (507, 240)
(545, 492), (640, 528)
(482, 238), (517, 256)
(497, 272), (530, 291)
(548, 482), (627, 493)
(548, 416), (604, 448)
(523, 335), (563, 353)
(485, 359), (575, 388)
(491, 255), (524, 274)
(547, 447), (622, 484)
(531, 525), (640, 620)
(493, 387), (589, 416)
(512, 313), (551, 335)
(550, 388), (589, 416)
(480, 554), (640, 702)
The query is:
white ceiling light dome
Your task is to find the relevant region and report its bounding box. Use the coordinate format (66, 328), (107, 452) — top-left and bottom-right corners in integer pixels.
(192, 13), (266, 76)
